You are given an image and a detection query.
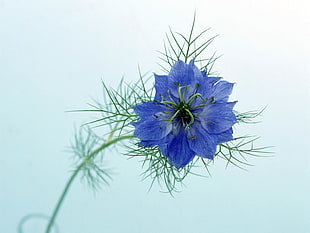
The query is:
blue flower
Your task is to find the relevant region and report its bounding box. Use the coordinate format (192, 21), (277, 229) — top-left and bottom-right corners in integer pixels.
(132, 60), (237, 169)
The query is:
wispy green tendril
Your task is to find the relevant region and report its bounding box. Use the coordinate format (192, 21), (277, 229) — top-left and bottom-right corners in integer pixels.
(158, 13), (221, 75)
(45, 132), (135, 233)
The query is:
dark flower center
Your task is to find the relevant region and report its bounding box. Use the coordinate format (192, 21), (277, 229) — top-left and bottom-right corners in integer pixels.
(176, 102), (192, 126)
(157, 85), (212, 129)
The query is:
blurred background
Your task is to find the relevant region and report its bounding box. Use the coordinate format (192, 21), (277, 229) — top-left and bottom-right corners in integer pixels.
(1, 0), (309, 232)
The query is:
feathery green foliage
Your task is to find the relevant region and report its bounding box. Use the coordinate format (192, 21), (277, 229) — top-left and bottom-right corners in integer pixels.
(126, 143), (196, 195)
(71, 127), (113, 191)
(158, 14), (220, 75)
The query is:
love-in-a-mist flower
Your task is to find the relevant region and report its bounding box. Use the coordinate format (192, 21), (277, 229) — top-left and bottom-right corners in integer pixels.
(132, 60), (237, 169)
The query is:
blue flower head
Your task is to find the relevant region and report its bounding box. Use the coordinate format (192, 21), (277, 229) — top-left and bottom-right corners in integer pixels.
(132, 60), (237, 169)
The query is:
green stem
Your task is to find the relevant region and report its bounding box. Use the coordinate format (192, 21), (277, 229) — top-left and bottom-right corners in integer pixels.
(45, 135), (135, 233)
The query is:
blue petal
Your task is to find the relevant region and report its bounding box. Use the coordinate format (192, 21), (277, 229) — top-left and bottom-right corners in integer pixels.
(211, 81), (234, 102)
(133, 101), (166, 120)
(133, 118), (172, 141)
(189, 60), (204, 81)
(188, 124), (217, 159)
(196, 76), (221, 98)
(214, 128), (234, 144)
(199, 102), (237, 134)
(168, 61), (193, 86)
(168, 60), (203, 86)
(139, 132), (174, 147)
(206, 76), (221, 85)
(201, 70), (207, 77)
(139, 140), (159, 147)
(154, 74), (169, 100)
(167, 61), (204, 101)
(163, 129), (196, 169)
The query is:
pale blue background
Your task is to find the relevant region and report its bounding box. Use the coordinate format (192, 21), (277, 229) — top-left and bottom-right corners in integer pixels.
(1, 0), (309, 233)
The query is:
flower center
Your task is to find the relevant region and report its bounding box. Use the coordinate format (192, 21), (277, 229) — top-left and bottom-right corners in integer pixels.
(176, 102), (193, 128)
(157, 84), (212, 129)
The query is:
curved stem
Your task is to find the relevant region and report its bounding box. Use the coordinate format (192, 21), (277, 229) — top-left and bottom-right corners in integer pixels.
(45, 135), (135, 233)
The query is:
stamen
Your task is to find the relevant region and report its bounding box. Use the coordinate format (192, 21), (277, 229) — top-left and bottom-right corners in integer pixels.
(169, 109), (181, 122)
(195, 104), (205, 108)
(209, 96), (216, 104)
(178, 86), (184, 103)
(165, 92), (177, 105)
(184, 108), (195, 129)
(187, 93), (208, 105)
(161, 100), (178, 108)
(177, 85), (190, 103)
(159, 109), (180, 122)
